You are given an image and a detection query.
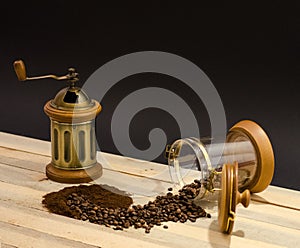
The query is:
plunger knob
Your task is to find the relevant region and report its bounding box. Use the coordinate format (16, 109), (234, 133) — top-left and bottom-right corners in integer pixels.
(237, 189), (250, 208)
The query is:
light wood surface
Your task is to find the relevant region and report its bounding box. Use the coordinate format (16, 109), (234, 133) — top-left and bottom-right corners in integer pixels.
(0, 131), (299, 248)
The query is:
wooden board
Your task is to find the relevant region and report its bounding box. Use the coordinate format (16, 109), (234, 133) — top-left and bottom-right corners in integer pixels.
(0, 131), (300, 248)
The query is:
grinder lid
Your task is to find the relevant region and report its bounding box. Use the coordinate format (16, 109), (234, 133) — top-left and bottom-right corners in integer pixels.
(51, 86), (95, 111)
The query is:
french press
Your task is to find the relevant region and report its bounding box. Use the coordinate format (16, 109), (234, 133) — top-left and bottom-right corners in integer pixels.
(13, 60), (103, 183)
(165, 120), (274, 233)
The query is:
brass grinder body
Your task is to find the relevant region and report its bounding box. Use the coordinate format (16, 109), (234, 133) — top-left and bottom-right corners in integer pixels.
(44, 86), (102, 183)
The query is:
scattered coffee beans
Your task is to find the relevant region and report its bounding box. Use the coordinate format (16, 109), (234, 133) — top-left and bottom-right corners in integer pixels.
(43, 180), (209, 234)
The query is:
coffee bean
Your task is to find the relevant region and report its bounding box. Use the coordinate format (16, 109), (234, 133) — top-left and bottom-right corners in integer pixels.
(114, 226), (123, 231)
(194, 179), (201, 184)
(135, 222), (142, 228)
(149, 223), (154, 228)
(179, 218), (186, 223)
(76, 208), (82, 214)
(89, 210), (96, 216)
(189, 217), (196, 222)
(166, 192), (173, 197)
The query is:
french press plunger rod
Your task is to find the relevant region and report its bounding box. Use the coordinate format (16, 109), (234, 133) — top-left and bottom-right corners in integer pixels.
(13, 60), (103, 183)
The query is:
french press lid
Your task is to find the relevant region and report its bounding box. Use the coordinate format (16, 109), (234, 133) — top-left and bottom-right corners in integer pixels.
(218, 162), (250, 234)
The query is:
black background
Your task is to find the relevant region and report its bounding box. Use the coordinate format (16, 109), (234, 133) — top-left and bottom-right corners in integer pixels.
(0, 2), (299, 190)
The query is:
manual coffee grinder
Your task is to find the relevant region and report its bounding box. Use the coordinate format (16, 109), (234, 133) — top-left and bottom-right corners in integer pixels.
(13, 60), (103, 183)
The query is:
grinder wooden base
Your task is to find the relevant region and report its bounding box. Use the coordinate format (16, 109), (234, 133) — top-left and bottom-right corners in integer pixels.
(46, 163), (103, 183)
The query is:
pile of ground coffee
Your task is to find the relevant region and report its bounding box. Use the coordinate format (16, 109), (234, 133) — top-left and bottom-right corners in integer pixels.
(42, 180), (210, 234)
(42, 184), (133, 219)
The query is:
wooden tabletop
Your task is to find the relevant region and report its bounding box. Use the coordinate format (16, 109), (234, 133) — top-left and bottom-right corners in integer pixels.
(0, 131), (299, 248)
